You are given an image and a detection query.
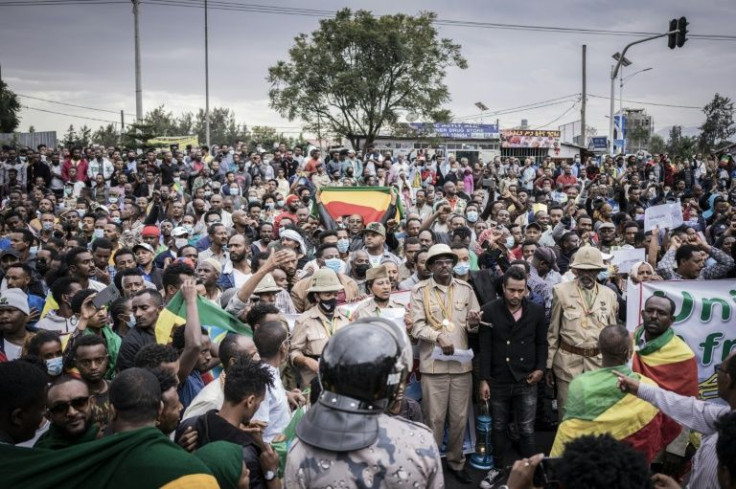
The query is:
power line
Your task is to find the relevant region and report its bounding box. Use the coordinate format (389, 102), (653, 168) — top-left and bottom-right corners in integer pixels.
(454, 94), (580, 121)
(532, 98), (580, 129)
(17, 93), (135, 117)
(21, 105), (119, 124)
(9, 0), (727, 42)
(588, 94), (701, 109)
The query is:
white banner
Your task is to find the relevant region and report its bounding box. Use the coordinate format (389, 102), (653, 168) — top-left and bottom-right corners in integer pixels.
(626, 279), (735, 400)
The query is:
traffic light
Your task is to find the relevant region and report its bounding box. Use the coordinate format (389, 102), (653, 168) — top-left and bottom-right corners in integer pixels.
(676, 16), (688, 48)
(667, 18), (678, 49)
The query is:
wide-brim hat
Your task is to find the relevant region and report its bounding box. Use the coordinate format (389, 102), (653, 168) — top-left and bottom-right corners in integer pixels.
(254, 273), (281, 294)
(307, 268), (343, 293)
(570, 246), (606, 270)
(426, 244), (458, 267)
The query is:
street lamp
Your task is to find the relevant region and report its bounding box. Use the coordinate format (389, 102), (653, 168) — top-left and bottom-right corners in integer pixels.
(619, 67), (653, 153)
(610, 53), (632, 155)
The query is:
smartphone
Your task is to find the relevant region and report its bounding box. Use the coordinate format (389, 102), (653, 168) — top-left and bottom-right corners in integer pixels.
(482, 178), (493, 188)
(533, 457), (562, 487)
(93, 283), (121, 310)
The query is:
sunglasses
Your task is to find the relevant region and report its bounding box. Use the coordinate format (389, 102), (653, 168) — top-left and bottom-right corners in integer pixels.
(48, 396), (91, 415)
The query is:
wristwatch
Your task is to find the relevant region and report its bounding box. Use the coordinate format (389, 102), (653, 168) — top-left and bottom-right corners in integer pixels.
(264, 470), (276, 481)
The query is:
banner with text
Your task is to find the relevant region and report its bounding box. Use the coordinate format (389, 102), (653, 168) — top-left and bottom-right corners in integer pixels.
(626, 279), (735, 400)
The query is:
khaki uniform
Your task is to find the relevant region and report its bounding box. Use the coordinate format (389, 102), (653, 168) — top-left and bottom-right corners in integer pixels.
(547, 280), (618, 419)
(290, 272), (360, 313)
(410, 277), (480, 471)
(285, 414), (443, 489)
(289, 305), (351, 387)
(351, 297), (405, 320)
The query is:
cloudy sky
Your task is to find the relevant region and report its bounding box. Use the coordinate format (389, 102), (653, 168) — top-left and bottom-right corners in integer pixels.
(1, 0), (734, 142)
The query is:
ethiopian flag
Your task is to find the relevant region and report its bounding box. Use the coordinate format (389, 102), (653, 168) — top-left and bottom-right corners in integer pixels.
(155, 292), (252, 346)
(633, 327), (699, 398)
(318, 186), (404, 223)
(551, 366), (680, 462)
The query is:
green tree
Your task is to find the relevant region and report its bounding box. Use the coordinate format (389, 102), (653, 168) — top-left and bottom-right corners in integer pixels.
(194, 107), (246, 146)
(63, 125), (78, 148)
(698, 93), (735, 151)
(78, 125), (92, 147)
(122, 122), (158, 149)
(267, 8), (467, 150)
(666, 126), (697, 158)
(666, 125), (682, 154)
(92, 124), (120, 147)
(0, 79), (21, 133)
(28, 125), (35, 133)
(177, 111), (195, 136)
(144, 105), (179, 136)
(648, 134), (666, 154)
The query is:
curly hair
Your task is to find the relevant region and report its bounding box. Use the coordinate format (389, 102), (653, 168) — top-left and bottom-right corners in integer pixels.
(557, 434), (652, 489)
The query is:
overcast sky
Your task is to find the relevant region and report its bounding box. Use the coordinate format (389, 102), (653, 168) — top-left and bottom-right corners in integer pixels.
(1, 0), (734, 142)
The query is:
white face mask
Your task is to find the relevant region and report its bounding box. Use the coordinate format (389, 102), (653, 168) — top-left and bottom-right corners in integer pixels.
(175, 238), (189, 249)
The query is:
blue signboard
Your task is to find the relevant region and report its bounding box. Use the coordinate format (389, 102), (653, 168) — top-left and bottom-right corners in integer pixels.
(590, 137), (608, 150)
(409, 123), (499, 140)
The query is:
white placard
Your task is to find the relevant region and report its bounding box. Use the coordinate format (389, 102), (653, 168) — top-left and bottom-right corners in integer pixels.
(610, 248), (646, 274)
(644, 203), (683, 232)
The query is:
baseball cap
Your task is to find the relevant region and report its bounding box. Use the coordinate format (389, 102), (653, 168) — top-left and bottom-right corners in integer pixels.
(133, 243), (155, 254)
(142, 225), (160, 237)
(363, 222), (386, 237)
(172, 226), (189, 237)
(0, 288), (29, 315)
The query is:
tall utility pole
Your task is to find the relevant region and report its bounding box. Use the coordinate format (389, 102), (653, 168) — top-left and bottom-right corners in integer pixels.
(608, 19), (684, 154)
(132, 0), (143, 124)
(581, 44), (587, 148)
(204, 0), (211, 149)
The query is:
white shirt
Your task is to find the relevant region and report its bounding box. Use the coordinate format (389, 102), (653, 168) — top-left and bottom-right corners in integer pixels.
(253, 363), (291, 443)
(182, 374), (224, 421)
(3, 340), (22, 361)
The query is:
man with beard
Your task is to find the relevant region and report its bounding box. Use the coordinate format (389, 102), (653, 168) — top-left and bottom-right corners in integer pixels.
(36, 376), (98, 449)
(219, 234), (252, 290)
(546, 247), (618, 420)
(251, 222), (274, 256)
(399, 248), (431, 290)
(596, 222), (617, 254)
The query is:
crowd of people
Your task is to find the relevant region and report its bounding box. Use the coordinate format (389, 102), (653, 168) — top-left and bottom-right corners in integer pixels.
(0, 140), (735, 489)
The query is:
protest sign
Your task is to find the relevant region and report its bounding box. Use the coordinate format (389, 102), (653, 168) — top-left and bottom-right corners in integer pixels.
(626, 279), (735, 400)
(643, 203), (683, 232)
(611, 248), (645, 274)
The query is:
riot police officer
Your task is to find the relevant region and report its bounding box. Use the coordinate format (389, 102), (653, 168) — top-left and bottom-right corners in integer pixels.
(285, 317), (443, 488)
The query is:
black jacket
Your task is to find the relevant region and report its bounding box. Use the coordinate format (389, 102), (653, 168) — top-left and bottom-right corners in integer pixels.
(176, 410), (265, 489)
(479, 298), (547, 383)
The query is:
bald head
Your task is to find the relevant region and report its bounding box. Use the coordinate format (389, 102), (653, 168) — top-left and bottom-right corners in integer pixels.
(598, 325), (632, 364)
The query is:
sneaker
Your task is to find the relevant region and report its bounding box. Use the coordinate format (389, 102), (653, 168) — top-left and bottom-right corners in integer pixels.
(479, 468), (505, 489)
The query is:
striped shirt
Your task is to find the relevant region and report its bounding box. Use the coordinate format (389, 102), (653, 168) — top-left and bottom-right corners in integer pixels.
(638, 383), (731, 489)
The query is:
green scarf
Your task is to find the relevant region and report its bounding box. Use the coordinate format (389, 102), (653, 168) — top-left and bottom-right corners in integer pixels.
(195, 441), (243, 489)
(635, 326), (674, 356)
(0, 427), (214, 489)
(34, 423), (99, 450)
(83, 325), (121, 379)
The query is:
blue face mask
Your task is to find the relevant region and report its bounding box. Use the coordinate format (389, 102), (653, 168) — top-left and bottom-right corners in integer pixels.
(336, 238), (350, 253)
(453, 262), (470, 276)
(466, 211), (479, 223)
(93, 228), (104, 239)
(126, 315), (136, 329)
(597, 269), (610, 281)
(324, 258), (343, 274)
(46, 356), (63, 377)
(505, 236), (515, 248)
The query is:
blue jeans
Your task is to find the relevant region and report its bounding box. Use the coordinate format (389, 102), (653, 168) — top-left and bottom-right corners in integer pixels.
(490, 380), (538, 466)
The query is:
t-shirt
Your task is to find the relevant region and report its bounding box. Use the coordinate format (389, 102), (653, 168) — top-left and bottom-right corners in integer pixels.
(178, 371), (205, 411)
(3, 339), (22, 361)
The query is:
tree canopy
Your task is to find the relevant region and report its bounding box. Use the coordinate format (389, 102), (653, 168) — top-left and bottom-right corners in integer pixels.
(0, 79), (21, 133)
(698, 93), (735, 151)
(267, 8), (467, 150)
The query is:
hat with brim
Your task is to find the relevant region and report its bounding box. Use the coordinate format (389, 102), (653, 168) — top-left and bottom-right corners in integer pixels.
(426, 244), (458, 268)
(570, 246), (606, 270)
(172, 226), (189, 237)
(365, 265), (388, 282)
(254, 273), (281, 294)
(0, 288), (29, 315)
(307, 268), (343, 293)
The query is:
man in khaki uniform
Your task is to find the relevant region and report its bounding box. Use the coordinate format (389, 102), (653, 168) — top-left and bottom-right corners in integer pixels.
(410, 244), (481, 484)
(546, 246), (618, 420)
(290, 244), (360, 313)
(352, 265), (405, 320)
(289, 268), (351, 387)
